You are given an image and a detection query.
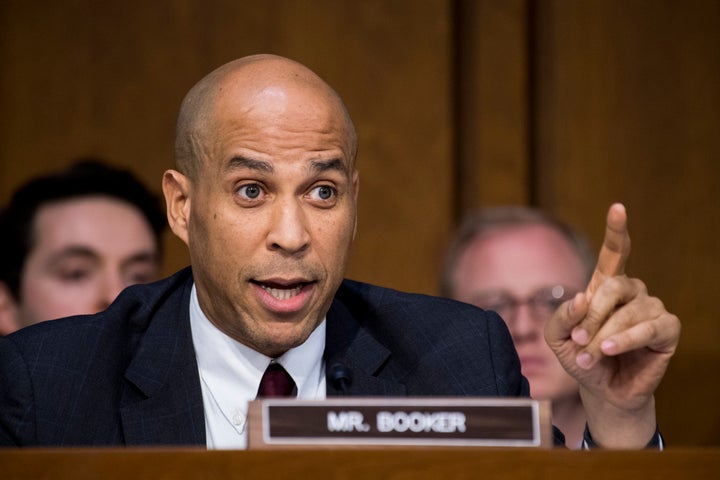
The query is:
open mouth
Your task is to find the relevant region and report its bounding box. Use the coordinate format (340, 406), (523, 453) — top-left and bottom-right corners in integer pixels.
(261, 284), (303, 300)
(252, 280), (313, 301)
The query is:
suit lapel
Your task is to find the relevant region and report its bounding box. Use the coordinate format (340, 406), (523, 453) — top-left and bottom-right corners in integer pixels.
(118, 274), (408, 444)
(325, 289), (407, 397)
(120, 271), (206, 446)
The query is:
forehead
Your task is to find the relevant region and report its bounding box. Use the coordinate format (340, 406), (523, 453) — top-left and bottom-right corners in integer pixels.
(456, 224), (587, 292)
(31, 196), (156, 252)
(202, 73), (355, 168)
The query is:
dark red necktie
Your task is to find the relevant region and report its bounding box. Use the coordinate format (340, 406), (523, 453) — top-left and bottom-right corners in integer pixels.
(256, 363), (296, 398)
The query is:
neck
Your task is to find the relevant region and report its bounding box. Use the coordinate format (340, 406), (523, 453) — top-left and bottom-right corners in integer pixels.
(551, 393), (586, 449)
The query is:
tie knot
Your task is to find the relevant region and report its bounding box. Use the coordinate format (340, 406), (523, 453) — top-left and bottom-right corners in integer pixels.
(257, 362), (296, 398)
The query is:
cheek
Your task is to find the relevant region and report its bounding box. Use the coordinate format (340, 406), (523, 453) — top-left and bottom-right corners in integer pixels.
(315, 217), (354, 259)
(188, 208), (258, 279)
(22, 280), (95, 318)
(189, 208), (230, 256)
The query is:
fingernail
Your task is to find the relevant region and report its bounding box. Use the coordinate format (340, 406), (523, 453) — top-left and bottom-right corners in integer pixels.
(601, 339), (616, 354)
(572, 328), (589, 345)
(576, 352), (592, 369)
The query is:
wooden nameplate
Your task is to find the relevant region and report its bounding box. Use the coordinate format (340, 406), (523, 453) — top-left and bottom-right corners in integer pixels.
(247, 397), (552, 449)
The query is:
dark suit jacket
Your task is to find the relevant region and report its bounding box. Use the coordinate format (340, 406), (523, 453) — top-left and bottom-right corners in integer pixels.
(0, 267), (529, 446)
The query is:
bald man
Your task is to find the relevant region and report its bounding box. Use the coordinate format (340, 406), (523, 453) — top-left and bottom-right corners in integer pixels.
(0, 55), (680, 449)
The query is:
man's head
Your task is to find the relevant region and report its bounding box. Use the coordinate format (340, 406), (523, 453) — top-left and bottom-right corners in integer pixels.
(0, 160), (166, 334)
(163, 54), (359, 358)
(441, 207), (594, 401)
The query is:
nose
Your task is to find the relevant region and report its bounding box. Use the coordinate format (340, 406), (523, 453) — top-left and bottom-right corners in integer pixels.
(508, 303), (541, 344)
(266, 198), (311, 255)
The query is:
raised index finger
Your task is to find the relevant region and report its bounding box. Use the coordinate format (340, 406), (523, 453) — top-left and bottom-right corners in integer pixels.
(586, 203), (632, 295)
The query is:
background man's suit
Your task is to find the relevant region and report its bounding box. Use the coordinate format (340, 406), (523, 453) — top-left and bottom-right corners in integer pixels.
(0, 267), (527, 446)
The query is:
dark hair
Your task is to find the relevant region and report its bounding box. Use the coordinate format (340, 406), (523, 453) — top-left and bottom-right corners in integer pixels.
(439, 206), (596, 298)
(0, 159), (166, 299)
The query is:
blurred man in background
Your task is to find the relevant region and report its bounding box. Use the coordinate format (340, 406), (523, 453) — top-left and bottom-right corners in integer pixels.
(441, 206), (595, 447)
(0, 160), (166, 335)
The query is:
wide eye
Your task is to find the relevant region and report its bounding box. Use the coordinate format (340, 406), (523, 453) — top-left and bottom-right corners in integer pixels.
(309, 185), (337, 203)
(238, 183), (263, 200)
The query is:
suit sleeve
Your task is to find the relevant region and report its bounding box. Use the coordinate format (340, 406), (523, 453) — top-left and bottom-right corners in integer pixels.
(0, 337), (35, 446)
(484, 311), (530, 397)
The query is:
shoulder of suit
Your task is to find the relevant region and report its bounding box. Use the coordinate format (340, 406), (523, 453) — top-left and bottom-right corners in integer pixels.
(336, 278), (490, 318)
(5, 267), (195, 345)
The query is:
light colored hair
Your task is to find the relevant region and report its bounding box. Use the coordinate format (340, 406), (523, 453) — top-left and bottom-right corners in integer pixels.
(440, 206), (595, 297)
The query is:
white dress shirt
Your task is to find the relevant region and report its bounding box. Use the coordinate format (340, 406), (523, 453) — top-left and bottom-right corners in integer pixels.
(189, 284), (327, 449)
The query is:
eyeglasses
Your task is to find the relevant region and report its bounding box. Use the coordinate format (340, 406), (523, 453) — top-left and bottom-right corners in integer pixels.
(470, 285), (577, 324)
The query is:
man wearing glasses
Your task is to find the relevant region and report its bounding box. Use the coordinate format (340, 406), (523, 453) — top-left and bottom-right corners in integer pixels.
(441, 206), (596, 448)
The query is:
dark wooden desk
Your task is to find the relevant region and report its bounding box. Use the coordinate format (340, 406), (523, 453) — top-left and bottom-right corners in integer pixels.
(1, 447), (719, 480)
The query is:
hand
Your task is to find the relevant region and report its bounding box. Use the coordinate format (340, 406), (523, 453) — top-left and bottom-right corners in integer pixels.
(545, 203), (681, 448)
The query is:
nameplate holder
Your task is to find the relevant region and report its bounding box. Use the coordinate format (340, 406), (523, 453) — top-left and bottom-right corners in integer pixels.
(247, 397), (552, 449)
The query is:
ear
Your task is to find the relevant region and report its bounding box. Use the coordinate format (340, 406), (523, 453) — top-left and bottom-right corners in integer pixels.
(162, 169), (192, 247)
(351, 170), (360, 241)
(0, 282), (20, 336)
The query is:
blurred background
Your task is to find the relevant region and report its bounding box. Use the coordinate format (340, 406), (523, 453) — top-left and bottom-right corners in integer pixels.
(1, 0), (717, 446)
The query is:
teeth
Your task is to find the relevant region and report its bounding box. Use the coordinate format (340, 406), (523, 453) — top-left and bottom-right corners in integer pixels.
(262, 285), (303, 300)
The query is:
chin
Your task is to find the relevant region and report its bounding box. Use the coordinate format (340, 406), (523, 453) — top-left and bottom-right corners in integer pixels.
(261, 329), (311, 355)
(526, 377), (553, 400)
(529, 389), (552, 401)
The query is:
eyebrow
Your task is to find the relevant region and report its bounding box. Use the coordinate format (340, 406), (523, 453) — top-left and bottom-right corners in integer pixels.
(46, 247), (159, 269)
(227, 156), (348, 175)
(46, 246), (100, 267)
(227, 156), (274, 173)
(120, 252), (160, 269)
(310, 158), (348, 175)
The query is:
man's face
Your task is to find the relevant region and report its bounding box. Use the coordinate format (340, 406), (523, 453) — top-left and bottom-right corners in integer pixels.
(451, 224), (586, 402)
(17, 196), (160, 326)
(168, 81), (358, 357)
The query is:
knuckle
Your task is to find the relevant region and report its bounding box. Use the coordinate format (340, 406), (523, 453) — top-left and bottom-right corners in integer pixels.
(664, 312), (682, 337)
(640, 318), (658, 339)
(584, 303), (605, 327)
(621, 303), (643, 331)
(629, 277), (647, 294)
(672, 313), (682, 332)
(647, 295), (664, 311)
(602, 276), (624, 295)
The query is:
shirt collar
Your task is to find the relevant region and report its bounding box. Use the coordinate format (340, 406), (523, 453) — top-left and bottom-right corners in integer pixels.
(189, 282), (326, 410)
